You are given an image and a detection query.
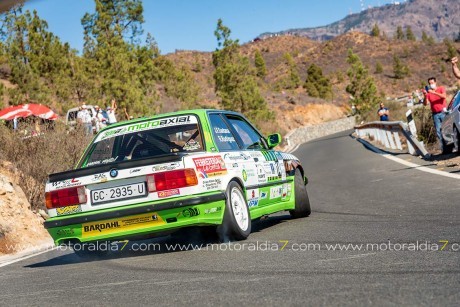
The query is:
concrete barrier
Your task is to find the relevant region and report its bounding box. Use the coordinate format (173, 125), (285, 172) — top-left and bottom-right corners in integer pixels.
(284, 116), (356, 151)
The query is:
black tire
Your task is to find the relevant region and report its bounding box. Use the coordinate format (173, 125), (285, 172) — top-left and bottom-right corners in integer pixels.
(72, 241), (110, 259)
(442, 138), (454, 154)
(289, 168), (311, 218)
(217, 181), (251, 242)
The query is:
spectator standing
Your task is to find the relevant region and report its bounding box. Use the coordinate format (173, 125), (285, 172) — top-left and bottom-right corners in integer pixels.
(94, 105), (107, 132)
(422, 77), (447, 151)
(377, 102), (389, 121)
(77, 104), (93, 136)
(106, 99), (118, 124)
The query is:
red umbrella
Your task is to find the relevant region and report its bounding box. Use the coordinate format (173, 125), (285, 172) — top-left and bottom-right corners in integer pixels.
(24, 103), (58, 120)
(0, 104), (58, 120)
(0, 105), (32, 120)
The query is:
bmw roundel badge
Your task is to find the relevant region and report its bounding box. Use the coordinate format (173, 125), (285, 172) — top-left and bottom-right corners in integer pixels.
(109, 169), (118, 178)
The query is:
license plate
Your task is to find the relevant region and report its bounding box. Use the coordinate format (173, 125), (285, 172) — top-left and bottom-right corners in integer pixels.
(91, 182), (147, 205)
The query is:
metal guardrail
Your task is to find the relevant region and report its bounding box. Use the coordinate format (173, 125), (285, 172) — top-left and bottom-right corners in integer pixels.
(354, 121), (429, 159)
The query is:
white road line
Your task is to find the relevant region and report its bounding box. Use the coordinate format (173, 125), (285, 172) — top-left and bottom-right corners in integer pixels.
(382, 154), (460, 179)
(358, 138), (460, 180)
(0, 246), (58, 268)
(288, 143), (300, 153)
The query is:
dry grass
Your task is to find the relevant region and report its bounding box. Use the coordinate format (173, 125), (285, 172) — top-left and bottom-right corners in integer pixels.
(0, 122), (90, 210)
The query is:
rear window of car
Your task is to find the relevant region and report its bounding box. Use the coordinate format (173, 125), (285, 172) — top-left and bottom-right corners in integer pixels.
(78, 115), (203, 168)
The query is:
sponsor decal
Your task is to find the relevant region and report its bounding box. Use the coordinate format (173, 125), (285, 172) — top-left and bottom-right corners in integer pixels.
(109, 169), (118, 178)
(86, 156), (118, 167)
(99, 127), (128, 141)
(152, 162), (181, 172)
(82, 212), (165, 238)
(127, 115), (192, 132)
(95, 115), (197, 143)
(193, 156), (227, 178)
(247, 189), (259, 207)
(183, 139), (201, 151)
(223, 153), (250, 161)
(242, 169), (248, 182)
(260, 192), (267, 199)
(56, 228), (74, 236)
(51, 178), (80, 189)
(181, 208), (200, 218)
(157, 189), (180, 198)
(270, 186), (283, 199)
(217, 135), (236, 143)
(129, 168), (142, 174)
(257, 164), (267, 183)
(92, 173), (107, 182)
(204, 206), (222, 214)
(56, 205), (82, 216)
(248, 199), (259, 207)
(203, 178), (222, 191)
(281, 183), (288, 200)
(214, 127), (231, 134)
(232, 163), (239, 168)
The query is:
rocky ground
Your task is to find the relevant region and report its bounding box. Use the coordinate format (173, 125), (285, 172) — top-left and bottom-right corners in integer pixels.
(0, 161), (52, 255)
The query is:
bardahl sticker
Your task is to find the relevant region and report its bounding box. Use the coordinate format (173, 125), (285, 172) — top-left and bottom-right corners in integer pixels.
(82, 212), (165, 238)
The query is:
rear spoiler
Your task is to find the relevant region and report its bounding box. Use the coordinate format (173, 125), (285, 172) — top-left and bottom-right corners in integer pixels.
(48, 153), (185, 183)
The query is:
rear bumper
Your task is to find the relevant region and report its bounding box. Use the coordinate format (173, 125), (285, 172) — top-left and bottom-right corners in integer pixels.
(45, 192), (226, 244)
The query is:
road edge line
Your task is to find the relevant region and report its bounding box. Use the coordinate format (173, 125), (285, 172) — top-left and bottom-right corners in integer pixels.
(356, 138), (460, 180)
(0, 244), (57, 268)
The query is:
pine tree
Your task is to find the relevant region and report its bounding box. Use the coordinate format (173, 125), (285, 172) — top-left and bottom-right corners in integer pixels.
(444, 38), (458, 59)
(393, 55), (410, 79)
(346, 49), (379, 113)
(406, 26), (416, 41)
(283, 52), (301, 89)
(304, 64), (332, 100)
(371, 23), (380, 37)
(395, 26), (404, 40)
(421, 31), (435, 45)
(212, 19), (273, 124)
(254, 49), (267, 78)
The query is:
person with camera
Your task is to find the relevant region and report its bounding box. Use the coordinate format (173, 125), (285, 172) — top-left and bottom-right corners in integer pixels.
(422, 77), (447, 152)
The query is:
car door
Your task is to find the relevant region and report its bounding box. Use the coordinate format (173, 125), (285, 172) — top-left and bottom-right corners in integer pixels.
(222, 114), (288, 209)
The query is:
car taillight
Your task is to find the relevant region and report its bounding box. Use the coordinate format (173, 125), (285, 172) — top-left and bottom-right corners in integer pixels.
(146, 169), (198, 192)
(45, 186), (87, 209)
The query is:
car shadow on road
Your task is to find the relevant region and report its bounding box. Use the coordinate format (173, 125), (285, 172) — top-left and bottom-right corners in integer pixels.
(25, 215), (291, 268)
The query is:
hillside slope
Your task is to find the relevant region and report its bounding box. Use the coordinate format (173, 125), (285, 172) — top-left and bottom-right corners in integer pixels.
(259, 0), (460, 42)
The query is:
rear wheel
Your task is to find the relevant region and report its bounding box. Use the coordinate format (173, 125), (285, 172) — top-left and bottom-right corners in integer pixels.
(289, 169), (311, 218)
(218, 181), (251, 242)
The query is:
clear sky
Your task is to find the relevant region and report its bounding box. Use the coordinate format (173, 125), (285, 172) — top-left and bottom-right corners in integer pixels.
(22, 0), (394, 55)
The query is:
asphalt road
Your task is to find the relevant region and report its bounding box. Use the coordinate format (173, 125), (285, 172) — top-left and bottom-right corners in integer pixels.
(1, 130), (459, 306)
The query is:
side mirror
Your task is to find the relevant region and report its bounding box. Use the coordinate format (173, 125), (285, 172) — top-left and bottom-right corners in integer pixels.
(267, 133), (281, 149)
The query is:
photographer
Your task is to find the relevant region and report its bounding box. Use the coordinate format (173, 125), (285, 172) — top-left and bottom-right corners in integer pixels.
(422, 77), (447, 152)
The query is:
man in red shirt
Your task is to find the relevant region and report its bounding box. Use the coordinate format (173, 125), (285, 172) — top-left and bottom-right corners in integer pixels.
(423, 77), (447, 151)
